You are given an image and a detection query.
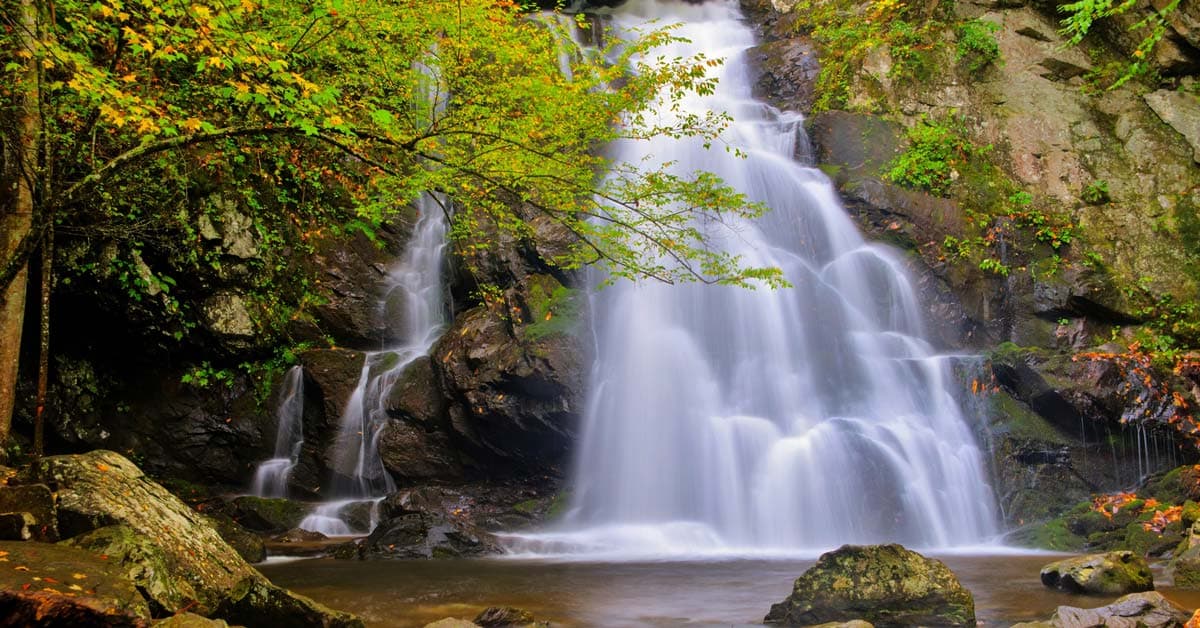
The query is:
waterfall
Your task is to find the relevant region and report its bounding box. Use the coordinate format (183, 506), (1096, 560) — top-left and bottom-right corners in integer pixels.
(297, 193), (450, 535)
(250, 365), (305, 498)
(508, 0), (999, 556)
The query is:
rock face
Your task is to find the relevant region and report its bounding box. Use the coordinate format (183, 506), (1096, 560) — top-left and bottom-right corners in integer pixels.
(764, 544), (975, 626)
(1040, 551), (1154, 595)
(1012, 591), (1190, 628)
(34, 450), (362, 626)
(1172, 520), (1200, 587)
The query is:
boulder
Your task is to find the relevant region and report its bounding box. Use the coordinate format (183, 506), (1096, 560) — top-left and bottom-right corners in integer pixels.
(763, 544), (974, 626)
(424, 620), (479, 628)
(36, 450), (361, 626)
(1040, 551), (1153, 595)
(228, 496), (309, 533)
(364, 511), (495, 559)
(0, 540), (150, 622)
(1011, 591), (1189, 628)
(1171, 520), (1200, 587)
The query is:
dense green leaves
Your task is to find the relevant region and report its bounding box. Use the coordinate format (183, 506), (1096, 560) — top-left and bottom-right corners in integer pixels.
(0, 0), (786, 354)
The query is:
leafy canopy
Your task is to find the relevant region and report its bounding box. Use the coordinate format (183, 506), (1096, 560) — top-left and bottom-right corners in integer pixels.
(2, 0), (785, 298)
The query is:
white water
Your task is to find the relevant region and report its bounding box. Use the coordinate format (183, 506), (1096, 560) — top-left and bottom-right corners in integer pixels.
(508, 0), (999, 557)
(298, 194), (449, 535)
(250, 365), (305, 498)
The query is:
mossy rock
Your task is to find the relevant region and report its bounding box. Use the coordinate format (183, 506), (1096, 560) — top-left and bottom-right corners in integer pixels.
(62, 524), (200, 615)
(1040, 551), (1154, 595)
(764, 544), (974, 626)
(229, 496), (309, 533)
(1008, 518), (1087, 552)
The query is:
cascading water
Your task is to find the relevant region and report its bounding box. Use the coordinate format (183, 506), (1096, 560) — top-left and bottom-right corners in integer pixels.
(509, 0), (999, 556)
(249, 365), (305, 498)
(297, 193), (450, 535)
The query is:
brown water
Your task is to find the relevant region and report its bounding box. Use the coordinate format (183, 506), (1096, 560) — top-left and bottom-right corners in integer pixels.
(261, 553), (1200, 627)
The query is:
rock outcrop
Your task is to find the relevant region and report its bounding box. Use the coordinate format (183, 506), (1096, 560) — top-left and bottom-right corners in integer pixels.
(1040, 551), (1154, 595)
(32, 450), (361, 626)
(764, 544), (975, 626)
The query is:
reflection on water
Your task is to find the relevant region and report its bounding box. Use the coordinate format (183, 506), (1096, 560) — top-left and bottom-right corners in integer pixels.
(261, 554), (1200, 627)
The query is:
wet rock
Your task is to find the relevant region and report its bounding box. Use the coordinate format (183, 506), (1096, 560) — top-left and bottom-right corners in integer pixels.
(228, 496), (309, 533)
(0, 539), (151, 622)
(378, 419), (464, 481)
(0, 483), (57, 541)
(365, 511), (495, 559)
(37, 450), (361, 626)
(434, 289), (586, 472)
(306, 220), (412, 349)
(764, 544), (975, 626)
(474, 606), (548, 627)
(272, 528), (328, 544)
(1040, 551), (1153, 595)
(747, 35), (820, 115)
(385, 356), (447, 426)
(1011, 591), (1189, 628)
(204, 514), (267, 563)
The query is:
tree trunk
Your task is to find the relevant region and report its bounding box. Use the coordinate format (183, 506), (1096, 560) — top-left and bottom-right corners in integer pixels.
(0, 0), (41, 447)
(32, 229), (51, 459)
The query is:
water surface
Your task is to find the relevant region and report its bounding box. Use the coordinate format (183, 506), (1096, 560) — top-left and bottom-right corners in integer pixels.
(263, 553), (1200, 626)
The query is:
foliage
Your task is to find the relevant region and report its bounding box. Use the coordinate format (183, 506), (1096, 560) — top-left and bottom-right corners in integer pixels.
(1058, 0), (1181, 88)
(0, 0), (790, 395)
(884, 116), (988, 196)
(1082, 179), (1112, 205)
(792, 0), (950, 112)
(955, 19), (1001, 74)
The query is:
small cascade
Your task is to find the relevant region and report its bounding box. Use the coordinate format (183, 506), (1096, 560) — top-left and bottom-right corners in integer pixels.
(249, 366), (305, 498)
(296, 193), (450, 535)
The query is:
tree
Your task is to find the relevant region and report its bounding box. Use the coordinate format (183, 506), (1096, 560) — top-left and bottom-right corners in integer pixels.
(0, 0), (784, 448)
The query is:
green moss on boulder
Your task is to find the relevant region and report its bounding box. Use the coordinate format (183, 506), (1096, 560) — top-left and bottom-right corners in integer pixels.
(1040, 551), (1154, 595)
(764, 544), (974, 626)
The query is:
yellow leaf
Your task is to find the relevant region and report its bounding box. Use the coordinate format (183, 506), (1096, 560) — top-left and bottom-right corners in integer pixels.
(181, 118), (202, 133)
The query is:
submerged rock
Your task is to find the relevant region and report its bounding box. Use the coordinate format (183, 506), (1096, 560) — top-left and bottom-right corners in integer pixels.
(474, 606), (549, 627)
(37, 450), (362, 626)
(1011, 591), (1189, 628)
(1040, 551), (1154, 595)
(763, 544), (974, 626)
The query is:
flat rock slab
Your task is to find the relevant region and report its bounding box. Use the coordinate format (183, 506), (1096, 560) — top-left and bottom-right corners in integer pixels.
(0, 540), (149, 621)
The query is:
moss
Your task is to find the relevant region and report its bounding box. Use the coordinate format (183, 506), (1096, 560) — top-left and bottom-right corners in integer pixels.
(521, 275), (581, 342)
(1011, 518), (1086, 551)
(512, 499), (540, 515)
(544, 491), (571, 519)
(988, 391), (1072, 445)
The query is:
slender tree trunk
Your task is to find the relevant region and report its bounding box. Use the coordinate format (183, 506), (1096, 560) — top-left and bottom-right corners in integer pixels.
(0, 0), (41, 449)
(32, 229), (50, 459)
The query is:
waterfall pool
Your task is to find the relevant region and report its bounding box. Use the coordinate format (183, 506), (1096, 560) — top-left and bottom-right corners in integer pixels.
(262, 553), (1200, 626)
